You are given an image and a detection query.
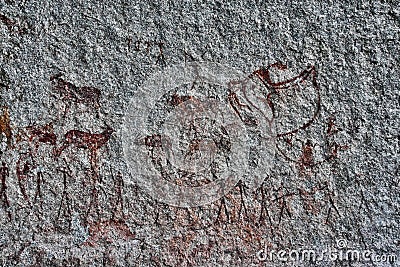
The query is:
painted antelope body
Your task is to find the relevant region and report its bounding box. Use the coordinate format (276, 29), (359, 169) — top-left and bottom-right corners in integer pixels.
(55, 126), (114, 222)
(25, 123), (57, 147)
(50, 74), (101, 109)
(55, 126), (114, 160)
(54, 126), (114, 185)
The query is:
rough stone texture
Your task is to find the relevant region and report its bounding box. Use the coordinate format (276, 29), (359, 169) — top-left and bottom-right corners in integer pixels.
(0, 1), (399, 266)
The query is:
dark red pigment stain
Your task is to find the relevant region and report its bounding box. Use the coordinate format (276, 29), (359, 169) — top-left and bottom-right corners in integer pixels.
(298, 139), (315, 175)
(83, 219), (134, 247)
(0, 14), (16, 32)
(155, 41), (166, 66)
(145, 134), (162, 148)
(167, 94), (194, 107)
(0, 106), (12, 149)
(0, 161), (11, 220)
(0, 13), (28, 34)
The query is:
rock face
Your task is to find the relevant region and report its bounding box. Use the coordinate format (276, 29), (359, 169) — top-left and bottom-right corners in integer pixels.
(0, 1), (399, 266)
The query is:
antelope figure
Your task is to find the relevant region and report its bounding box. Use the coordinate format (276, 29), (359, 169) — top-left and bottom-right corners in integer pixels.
(50, 73), (101, 121)
(55, 126), (114, 172)
(16, 123), (57, 151)
(50, 73), (101, 108)
(54, 126), (114, 222)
